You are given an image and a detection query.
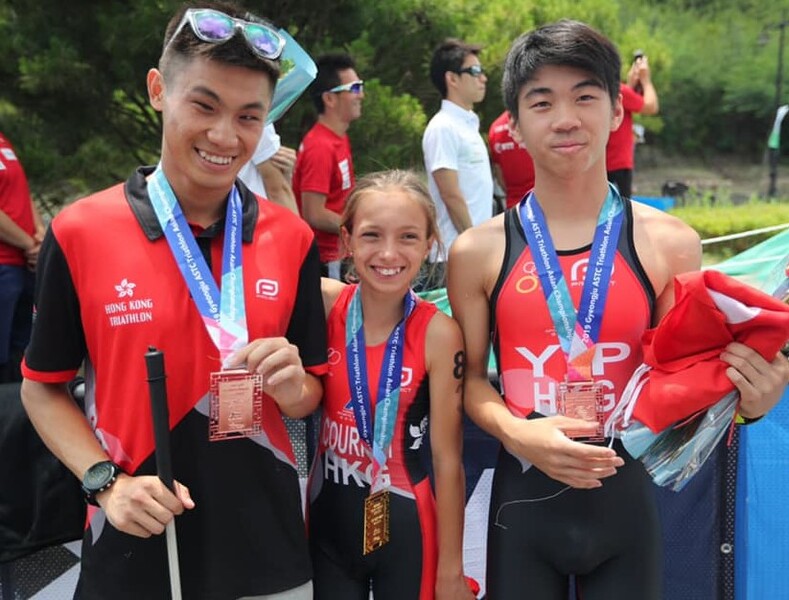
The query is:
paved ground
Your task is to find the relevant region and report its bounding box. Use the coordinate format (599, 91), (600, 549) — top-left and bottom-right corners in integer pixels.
(632, 148), (787, 202)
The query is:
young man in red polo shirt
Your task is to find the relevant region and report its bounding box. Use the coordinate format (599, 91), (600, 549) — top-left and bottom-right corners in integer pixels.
(21, 3), (326, 597)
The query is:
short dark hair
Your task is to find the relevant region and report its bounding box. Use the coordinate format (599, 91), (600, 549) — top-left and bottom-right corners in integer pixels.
(159, 1), (280, 90)
(429, 38), (482, 98)
(309, 53), (357, 114)
(502, 20), (621, 119)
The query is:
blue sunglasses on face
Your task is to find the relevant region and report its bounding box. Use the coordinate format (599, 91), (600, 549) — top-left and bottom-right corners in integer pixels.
(327, 80), (365, 94)
(165, 8), (286, 61)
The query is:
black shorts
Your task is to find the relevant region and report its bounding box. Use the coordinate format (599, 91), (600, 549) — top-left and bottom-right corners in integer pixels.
(486, 440), (662, 600)
(310, 479), (436, 600)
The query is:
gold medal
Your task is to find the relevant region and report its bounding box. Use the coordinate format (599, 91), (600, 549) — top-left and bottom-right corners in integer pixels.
(363, 490), (390, 555)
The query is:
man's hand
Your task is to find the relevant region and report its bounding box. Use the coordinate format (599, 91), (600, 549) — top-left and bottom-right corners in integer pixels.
(24, 239), (41, 271)
(723, 342), (789, 419)
(502, 416), (624, 489)
(228, 338), (307, 414)
(98, 474), (194, 538)
(270, 146), (297, 182)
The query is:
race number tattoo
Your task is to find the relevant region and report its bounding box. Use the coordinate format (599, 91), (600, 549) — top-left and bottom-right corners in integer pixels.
(453, 350), (465, 380)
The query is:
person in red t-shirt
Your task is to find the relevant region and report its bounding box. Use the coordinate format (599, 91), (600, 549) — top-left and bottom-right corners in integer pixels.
(0, 132), (45, 382)
(293, 53), (364, 279)
(605, 53), (659, 198)
(488, 111), (535, 210)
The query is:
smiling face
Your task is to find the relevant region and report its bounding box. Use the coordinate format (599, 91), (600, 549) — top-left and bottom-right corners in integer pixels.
(147, 55), (272, 207)
(341, 187), (433, 295)
(511, 64), (622, 180)
(326, 67), (364, 124)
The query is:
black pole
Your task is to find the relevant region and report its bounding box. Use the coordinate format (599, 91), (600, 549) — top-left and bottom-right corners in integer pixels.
(769, 13), (788, 198)
(144, 347), (173, 490)
(144, 347), (182, 600)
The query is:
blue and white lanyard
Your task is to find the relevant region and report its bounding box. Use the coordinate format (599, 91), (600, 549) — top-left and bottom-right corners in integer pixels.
(148, 166), (248, 365)
(517, 184), (624, 380)
(345, 285), (416, 493)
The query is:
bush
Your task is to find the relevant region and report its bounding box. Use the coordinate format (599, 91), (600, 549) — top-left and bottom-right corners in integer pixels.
(671, 201), (789, 259)
(347, 80), (427, 175)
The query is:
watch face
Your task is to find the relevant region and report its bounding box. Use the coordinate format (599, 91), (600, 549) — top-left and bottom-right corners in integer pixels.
(84, 461), (116, 490)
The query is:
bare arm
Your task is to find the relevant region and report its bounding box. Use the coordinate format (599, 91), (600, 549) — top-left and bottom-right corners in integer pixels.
(21, 379), (193, 537)
(635, 57), (659, 115)
(448, 225), (623, 489)
(301, 191), (341, 234)
(647, 213), (702, 325)
(433, 169), (473, 234)
(426, 313), (475, 600)
(257, 160), (298, 214)
(492, 163), (506, 193)
(22, 380), (111, 478)
(31, 198), (46, 239)
(320, 276), (346, 318)
(0, 208), (36, 251)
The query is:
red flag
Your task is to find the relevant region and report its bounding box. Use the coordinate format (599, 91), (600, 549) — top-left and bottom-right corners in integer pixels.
(632, 270), (789, 432)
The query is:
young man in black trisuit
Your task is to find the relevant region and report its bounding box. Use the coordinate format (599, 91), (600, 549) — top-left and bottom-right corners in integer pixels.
(448, 20), (789, 599)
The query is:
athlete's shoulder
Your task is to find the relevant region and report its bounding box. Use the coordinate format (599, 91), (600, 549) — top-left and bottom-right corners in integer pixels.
(631, 201), (700, 256)
(630, 200), (702, 293)
(425, 308), (461, 344)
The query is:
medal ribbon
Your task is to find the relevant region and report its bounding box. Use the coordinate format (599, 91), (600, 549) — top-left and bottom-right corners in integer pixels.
(518, 184), (624, 381)
(345, 285), (416, 493)
(148, 166), (248, 365)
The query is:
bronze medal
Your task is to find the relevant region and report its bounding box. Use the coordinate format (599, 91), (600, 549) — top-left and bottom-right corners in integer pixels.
(558, 380), (605, 441)
(208, 369), (263, 441)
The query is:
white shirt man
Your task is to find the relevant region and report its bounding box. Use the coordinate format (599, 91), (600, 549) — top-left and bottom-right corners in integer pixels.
(423, 40), (494, 266)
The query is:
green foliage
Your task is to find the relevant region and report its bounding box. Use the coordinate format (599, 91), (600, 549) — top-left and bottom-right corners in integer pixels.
(672, 200), (789, 255)
(645, 5), (779, 156)
(347, 80), (427, 174)
(3, 0), (789, 202)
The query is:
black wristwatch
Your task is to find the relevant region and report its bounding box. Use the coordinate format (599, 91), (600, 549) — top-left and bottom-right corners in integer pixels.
(81, 460), (122, 506)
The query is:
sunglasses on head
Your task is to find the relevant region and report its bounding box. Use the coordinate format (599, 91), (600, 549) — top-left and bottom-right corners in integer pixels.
(165, 8), (285, 61)
(327, 80), (365, 94)
(456, 65), (485, 78)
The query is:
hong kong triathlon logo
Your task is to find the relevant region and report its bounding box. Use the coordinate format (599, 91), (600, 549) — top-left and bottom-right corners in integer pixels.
(106, 279), (154, 327)
(115, 278), (136, 298)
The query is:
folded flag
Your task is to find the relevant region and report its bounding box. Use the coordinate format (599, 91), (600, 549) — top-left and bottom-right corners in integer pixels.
(608, 268), (789, 491)
(613, 269), (789, 435)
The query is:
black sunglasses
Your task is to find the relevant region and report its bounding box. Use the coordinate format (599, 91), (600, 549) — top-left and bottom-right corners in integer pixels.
(455, 65), (485, 78)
